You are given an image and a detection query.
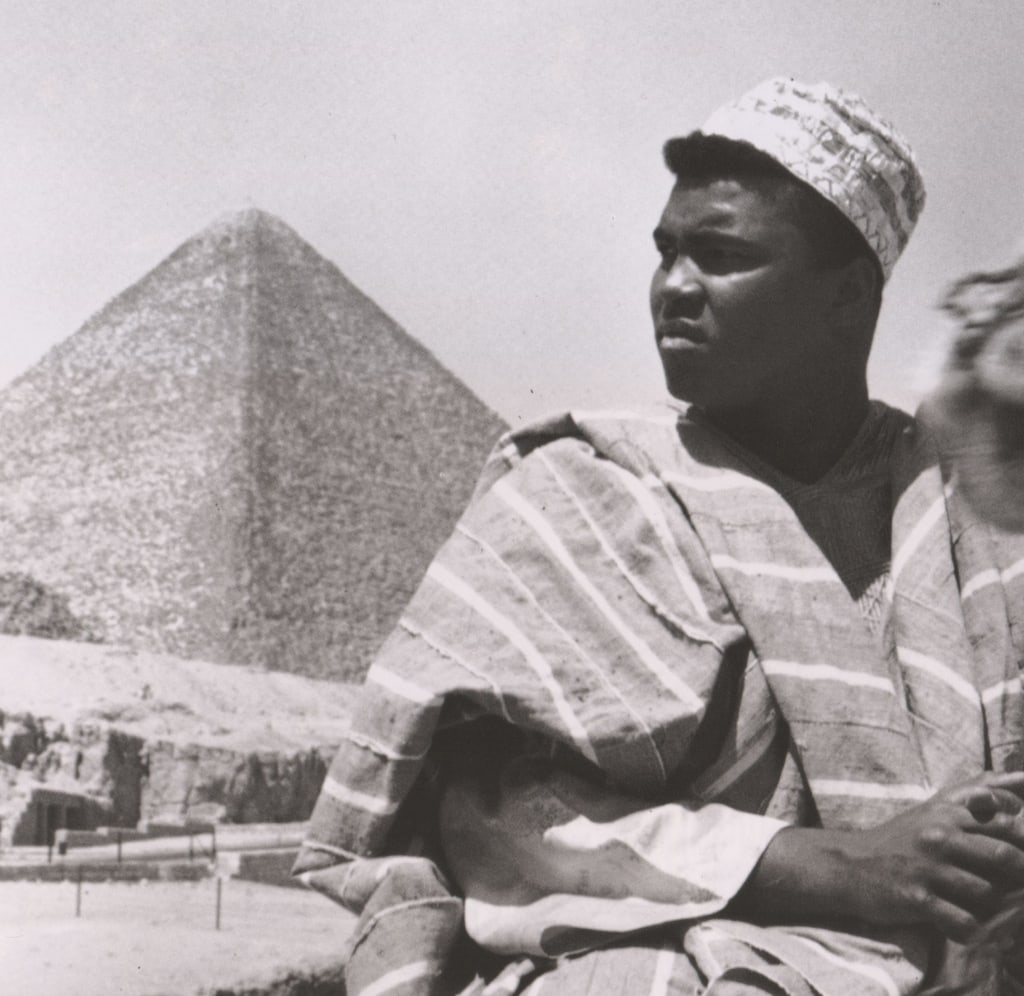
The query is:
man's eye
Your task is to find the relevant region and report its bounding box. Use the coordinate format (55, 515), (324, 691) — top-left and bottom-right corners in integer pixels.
(695, 246), (752, 273)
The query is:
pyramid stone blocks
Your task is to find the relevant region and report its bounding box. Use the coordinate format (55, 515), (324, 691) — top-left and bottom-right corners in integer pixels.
(0, 210), (506, 680)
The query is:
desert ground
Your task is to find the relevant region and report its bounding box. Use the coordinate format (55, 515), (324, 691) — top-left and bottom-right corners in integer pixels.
(1, 878), (353, 994)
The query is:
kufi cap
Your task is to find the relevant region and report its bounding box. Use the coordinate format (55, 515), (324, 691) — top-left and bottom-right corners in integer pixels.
(700, 77), (926, 281)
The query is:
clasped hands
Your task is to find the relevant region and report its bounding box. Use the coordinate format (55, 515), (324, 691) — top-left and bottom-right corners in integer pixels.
(735, 772), (1024, 946)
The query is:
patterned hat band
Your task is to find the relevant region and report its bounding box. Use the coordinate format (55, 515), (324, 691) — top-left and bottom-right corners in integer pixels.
(700, 78), (926, 281)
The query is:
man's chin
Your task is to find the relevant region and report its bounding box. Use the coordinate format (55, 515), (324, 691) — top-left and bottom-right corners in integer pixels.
(662, 374), (707, 408)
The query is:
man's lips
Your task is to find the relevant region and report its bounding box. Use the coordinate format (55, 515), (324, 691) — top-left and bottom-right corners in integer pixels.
(655, 319), (707, 346)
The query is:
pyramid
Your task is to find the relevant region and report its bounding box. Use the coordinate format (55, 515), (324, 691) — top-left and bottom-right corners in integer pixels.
(0, 210), (507, 680)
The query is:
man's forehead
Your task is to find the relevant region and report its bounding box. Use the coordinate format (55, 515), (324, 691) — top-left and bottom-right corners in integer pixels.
(657, 177), (797, 233)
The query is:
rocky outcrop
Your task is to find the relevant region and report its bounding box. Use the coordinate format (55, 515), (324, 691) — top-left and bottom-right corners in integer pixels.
(142, 743), (329, 825)
(0, 572), (100, 642)
(0, 634), (352, 843)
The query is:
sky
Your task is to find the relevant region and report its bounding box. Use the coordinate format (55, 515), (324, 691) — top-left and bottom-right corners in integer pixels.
(4, 0), (1024, 425)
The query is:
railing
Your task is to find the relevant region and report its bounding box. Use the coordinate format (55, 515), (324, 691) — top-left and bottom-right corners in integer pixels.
(51, 823), (218, 865)
(44, 821), (305, 866)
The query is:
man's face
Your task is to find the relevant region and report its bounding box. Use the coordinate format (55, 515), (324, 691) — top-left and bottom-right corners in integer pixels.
(650, 177), (839, 417)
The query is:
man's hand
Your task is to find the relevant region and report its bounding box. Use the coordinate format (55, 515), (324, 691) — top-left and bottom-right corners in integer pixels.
(733, 773), (1024, 943)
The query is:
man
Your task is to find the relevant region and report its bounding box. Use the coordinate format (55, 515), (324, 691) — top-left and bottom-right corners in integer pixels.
(295, 78), (1024, 994)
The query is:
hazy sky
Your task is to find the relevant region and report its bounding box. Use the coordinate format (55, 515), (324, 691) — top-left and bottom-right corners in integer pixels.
(5, 1), (1024, 424)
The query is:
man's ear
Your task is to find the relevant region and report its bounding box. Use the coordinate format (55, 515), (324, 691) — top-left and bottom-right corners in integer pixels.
(828, 256), (881, 330)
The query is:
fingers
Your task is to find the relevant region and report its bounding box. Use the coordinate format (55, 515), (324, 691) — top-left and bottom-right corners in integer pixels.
(940, 822), (1024, 890)
(913, 891), (982, 944)
(964, 787), (1024, 823)
(958, 771), (1024, 792)
(960, 787), (1007, 822)
(978, 771), (1024, 797)
(846, 778), (1024, 940)
(950, 773), (1024, 812)
(932, 865), (1002, 919)
(956, 790), (1024, 860)
(961, 806), (1024, 847)
(919, 864), (1024, 943)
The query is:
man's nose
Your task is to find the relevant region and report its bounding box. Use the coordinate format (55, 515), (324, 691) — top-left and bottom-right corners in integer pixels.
(662, 255), (701, 293)
(658, 256), (704, 311)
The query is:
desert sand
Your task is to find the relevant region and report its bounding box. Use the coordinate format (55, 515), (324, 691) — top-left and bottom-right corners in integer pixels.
(1, 878), (353, 994)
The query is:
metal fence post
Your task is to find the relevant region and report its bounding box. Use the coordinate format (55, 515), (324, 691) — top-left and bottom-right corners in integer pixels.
(75, 865), (83, 917)
(215, 877), (222, 930)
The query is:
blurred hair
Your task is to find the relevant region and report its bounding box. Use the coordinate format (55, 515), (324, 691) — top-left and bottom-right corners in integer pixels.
(663, 132), (883, 307)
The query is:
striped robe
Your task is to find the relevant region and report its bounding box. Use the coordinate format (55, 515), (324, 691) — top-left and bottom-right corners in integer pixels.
(294, 402), (1024, 995)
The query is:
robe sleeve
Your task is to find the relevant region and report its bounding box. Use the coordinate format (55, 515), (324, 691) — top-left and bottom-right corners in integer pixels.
(439, 748), (788, 958)
(295, 425), (793, 991)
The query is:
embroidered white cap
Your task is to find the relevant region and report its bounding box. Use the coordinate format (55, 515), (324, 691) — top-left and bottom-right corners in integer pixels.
(700, 77), (926, 281)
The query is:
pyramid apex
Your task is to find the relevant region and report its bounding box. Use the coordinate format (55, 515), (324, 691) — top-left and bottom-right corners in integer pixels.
(200, 207), (300, 240)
